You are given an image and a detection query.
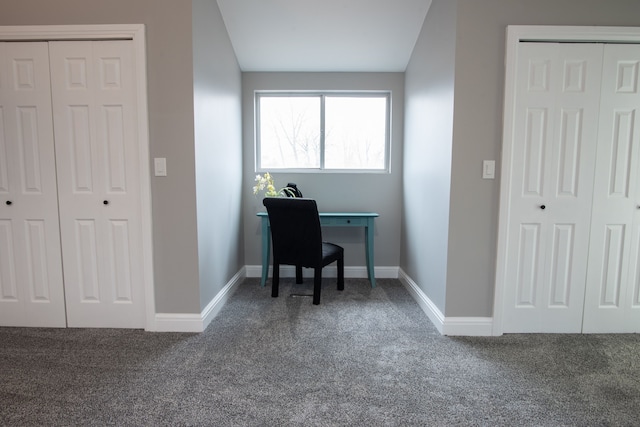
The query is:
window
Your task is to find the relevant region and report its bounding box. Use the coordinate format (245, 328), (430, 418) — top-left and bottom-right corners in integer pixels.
(256, 92), (390, 172)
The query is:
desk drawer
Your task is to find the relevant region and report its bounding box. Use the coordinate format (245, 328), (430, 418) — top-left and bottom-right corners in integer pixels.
(320, 216), (365, 226)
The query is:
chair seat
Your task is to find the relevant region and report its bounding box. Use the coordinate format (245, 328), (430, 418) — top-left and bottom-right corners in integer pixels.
(322, 242), (343, 265)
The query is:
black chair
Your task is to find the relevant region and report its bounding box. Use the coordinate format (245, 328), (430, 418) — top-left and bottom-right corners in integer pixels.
(263, 197), (344, 305)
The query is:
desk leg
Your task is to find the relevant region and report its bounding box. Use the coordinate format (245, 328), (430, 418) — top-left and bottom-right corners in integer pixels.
(365, 219), (376, 288)
(261, 218), (270, 287)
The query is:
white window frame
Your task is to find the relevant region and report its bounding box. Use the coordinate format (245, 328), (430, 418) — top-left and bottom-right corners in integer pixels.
(255, 91), (391, 173)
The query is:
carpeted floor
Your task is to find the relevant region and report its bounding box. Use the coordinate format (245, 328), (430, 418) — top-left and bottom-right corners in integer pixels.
(1, 277), (639, 426)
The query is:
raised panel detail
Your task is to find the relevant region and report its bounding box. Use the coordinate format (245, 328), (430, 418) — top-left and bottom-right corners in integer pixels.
(557, 109), (583, 197)
(523, 108), (547, 196)
(17, 107), (42, 193)
(100, 58), (122, 89)
(563, 60), (586, 92)
(0, 220), (17, 300)
(634, 231), (640, 308)
(615, 61), (639, 94)
(599, 225), (625, 307)
(65, 58), (87, 90)
(516, 224), (541, 307)
(608, 110), (634, 198)
(103, 106), (126, 192)
(69, 106), (93, 192)
(13, 59), (35, 90)
(549, 224), (574, 307)
(0, 107), (8, 192)
(25, 220), (50, 301)
(75, 220), (100, 302)
(528, 59), (550, 92)
(109, 220), (132, 302)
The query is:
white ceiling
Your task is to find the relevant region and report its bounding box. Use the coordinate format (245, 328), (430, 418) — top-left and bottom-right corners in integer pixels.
(216, 0), (433, 72)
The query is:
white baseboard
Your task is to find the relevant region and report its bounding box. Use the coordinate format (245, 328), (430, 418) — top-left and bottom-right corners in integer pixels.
(440, 316), (494, 336)
(151, 267), (246, 333)
(398, 269), (493, 336)
(398, 269), (445, 334)
(150, 266), (493, 336)
(152, 313), (205, 333)
(245, 265), (399, 279)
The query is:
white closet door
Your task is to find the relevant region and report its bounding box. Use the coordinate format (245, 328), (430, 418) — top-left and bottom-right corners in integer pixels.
(501, 43), (603, 333)
(583, 44), (640, 333)
(49, 41), (145, 328)
(0, 42), (66, 327)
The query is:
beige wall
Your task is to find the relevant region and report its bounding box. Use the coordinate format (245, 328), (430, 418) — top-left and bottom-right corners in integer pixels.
(446, 0), (640, 316)
(403, 0), (640, 319)
(0, 0), (201, 313)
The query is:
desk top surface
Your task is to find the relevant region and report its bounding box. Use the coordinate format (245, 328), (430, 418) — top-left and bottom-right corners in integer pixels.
(257, 211), (378, 218)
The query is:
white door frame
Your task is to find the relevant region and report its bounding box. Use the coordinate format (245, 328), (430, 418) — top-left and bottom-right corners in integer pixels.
(0, 25), (156, 331)
(494, 25), (640, 336)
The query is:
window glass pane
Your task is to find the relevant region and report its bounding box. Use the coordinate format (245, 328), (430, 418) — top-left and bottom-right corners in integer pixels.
(324, 96), (387, 170)
(259, 96), (321, 169)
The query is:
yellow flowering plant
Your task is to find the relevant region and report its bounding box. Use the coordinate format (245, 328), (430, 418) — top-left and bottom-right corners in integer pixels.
(253, 172), (297, 198)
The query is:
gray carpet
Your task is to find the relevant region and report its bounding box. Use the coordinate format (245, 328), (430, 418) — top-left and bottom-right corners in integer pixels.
(1, 278), (639, 426)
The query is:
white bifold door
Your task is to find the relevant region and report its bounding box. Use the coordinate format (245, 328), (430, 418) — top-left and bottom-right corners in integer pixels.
(583, 44), (640, 333)
(0, 43), (66, 327)
(0, 41), (145, 328)
(501, 42), (640, 333)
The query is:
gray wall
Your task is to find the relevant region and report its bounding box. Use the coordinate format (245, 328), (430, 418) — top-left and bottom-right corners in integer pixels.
(0, 0), (203, 314)
(193, 0), (243, 310)
(448, 0), (640, 317)
(403, 0), (640, 318)
(402, 0), (457, 314)
(8, 0), (640, 321)
(242, 73), (404, 270)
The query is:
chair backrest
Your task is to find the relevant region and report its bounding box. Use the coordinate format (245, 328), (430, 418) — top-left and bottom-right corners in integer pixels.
(263, 197), (322, 267)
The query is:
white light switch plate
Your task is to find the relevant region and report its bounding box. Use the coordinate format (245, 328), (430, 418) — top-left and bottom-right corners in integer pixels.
(482, 160), (495, 179)
(154, 157), (167, 177)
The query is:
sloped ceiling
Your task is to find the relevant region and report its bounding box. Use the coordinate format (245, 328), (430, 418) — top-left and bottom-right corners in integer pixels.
(216, 0), (432, 72)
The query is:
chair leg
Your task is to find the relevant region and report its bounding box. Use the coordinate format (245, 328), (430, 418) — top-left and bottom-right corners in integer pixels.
(313, 267), (321, 305)
(272, 264), (280, 298)
(295, 265), (303, 284)
(337, 258), (344, 291)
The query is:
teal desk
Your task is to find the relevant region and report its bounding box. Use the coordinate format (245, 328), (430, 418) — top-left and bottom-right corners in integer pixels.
(257, 212), (379, 288)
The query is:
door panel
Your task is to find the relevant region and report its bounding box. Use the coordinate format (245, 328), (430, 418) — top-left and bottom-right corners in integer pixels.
(548, 223), (574, 307)
(0, 42), (66, 327)
(49, 41), (145, 328)
(583, 44), (640, 333)
(502, 43), (603, 333)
